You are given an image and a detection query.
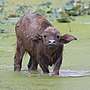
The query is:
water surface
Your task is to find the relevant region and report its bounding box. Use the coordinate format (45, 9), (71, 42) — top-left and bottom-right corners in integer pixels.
(1, 65), (90, 77)
(80, 22), (90, 24)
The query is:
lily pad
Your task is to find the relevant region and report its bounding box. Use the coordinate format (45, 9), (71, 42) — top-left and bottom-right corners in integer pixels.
(0, 20), (5, 24)
(0, 28), (4, 33)
(34, 9), (45, 15)
(41, 2), (52, 8)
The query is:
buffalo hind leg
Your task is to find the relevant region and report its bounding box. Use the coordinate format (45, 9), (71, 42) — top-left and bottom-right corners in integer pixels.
(14, 40), (25, 71)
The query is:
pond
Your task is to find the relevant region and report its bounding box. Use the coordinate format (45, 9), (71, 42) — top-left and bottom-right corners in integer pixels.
(1, 65), (90, 90)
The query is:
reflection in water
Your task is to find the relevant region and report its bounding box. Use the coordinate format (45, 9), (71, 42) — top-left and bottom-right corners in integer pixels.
(0, 65), (90, 77)
(60, 70), (90, 77)
(23, 70), (90, 77)
(80, 22), (90, 24)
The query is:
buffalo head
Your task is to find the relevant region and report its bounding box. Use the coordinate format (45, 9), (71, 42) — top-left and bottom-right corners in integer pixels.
(31, 26), (77, 49)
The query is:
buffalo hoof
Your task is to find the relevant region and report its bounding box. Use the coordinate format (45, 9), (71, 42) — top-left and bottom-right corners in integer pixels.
(51, 71), (59, 76)
(14, 68), (21, 71)
(14, 65), (21, 71)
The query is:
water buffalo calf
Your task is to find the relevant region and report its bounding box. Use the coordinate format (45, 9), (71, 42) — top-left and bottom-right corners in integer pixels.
(14, 13), (77, 75)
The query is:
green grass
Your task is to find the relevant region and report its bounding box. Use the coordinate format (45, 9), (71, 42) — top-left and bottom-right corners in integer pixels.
(0, 0), (90, 90)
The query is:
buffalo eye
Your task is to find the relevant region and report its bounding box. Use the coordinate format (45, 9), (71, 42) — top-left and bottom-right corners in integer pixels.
(56, 35), (60, 39)
(43, 35), (47, 38)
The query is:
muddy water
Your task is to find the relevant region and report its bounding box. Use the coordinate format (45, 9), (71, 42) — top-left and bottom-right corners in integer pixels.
(1, 65), (90, 77)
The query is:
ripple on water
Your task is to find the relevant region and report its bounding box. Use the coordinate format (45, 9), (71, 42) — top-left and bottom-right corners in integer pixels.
(23, 69), (90, 77)
(60, 70), (90, 77)
(0, 65), (90, 77)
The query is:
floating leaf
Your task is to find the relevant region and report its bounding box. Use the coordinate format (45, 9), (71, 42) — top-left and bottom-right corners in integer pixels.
(0, 28), (5, 33)
(0, 20), (5, 24)
(64, 4), (74, 10)
(34, 9), (45, 15)
(41, 2), (52, 8)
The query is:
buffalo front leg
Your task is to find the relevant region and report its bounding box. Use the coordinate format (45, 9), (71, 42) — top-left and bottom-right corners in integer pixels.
(14, 40), (25, 71)
(52, 56), (62, 75)
(39, 59), (49, 74)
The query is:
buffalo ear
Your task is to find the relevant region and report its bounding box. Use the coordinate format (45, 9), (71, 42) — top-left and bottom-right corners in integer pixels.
(60, 34), (77, 44)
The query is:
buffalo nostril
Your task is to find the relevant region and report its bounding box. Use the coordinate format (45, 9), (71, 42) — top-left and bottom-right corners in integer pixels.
(49, 41), (51, 43)
(53, 41), (55, 43)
